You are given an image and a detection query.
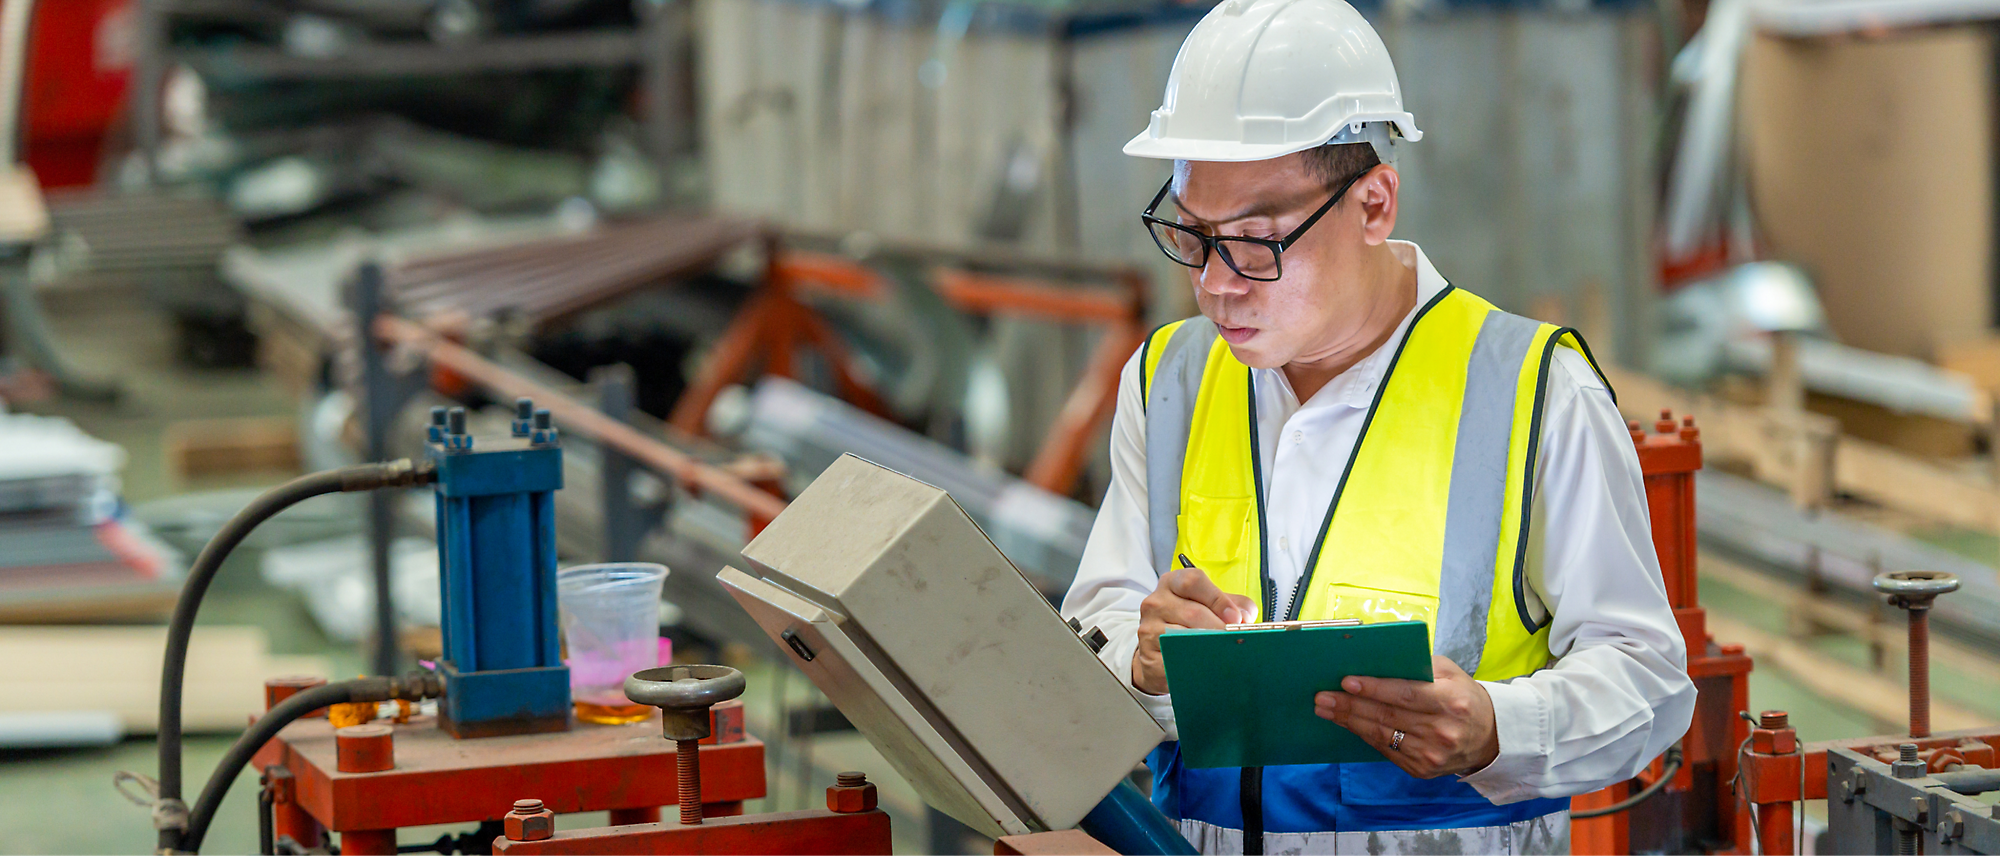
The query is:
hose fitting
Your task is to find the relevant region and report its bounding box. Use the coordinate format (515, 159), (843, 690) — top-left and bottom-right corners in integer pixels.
(338, 458), (436, 492)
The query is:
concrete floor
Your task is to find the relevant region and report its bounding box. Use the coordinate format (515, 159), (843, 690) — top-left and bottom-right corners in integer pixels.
(1, 285), (1993, 854)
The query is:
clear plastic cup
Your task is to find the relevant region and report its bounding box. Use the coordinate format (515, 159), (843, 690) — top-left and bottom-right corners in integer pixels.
(557, 562), (668, 724)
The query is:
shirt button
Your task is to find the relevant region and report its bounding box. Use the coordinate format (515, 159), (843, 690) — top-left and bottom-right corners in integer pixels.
(1292, 430), (1303, 444)
(1279, 536), (1290, 552)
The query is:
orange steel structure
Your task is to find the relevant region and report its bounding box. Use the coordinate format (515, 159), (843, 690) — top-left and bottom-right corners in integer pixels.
(1569, 410), (1756, 854)
(666, 240), (1150, 498)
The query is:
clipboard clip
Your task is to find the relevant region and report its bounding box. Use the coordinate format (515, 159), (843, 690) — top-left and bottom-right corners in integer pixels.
(1223, 618), (1364, 631)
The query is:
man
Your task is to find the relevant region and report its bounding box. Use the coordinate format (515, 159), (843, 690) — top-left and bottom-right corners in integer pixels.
(1059, 0), (1696, 853)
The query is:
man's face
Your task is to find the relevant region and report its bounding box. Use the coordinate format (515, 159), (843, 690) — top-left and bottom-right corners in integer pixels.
(1168, 154), (1381, 369)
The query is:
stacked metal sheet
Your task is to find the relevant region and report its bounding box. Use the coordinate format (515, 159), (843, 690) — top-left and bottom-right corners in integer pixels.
(45, 191), (241, 276)
(0, 410), (181, 620)
(385, 214), (761, 325)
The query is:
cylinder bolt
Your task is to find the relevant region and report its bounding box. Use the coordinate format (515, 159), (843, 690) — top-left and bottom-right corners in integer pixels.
(445, 406), (472, 450)
(513, 398), (534, 436)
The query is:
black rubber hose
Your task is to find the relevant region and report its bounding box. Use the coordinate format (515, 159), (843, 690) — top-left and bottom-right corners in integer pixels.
(157, 460), (435, 853)
(183, 673), (443, 852)
(1572, 745), (1685, 819)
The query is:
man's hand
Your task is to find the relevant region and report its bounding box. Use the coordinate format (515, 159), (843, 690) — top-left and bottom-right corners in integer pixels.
(1132, 566), (1257, 695)
(1313, 655), (1500, 778)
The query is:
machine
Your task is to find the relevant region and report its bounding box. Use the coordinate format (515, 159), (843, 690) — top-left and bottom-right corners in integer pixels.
(150, 395), (1193, 855)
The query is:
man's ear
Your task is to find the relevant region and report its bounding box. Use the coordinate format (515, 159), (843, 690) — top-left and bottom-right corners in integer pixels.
(1357, 166), (1400, 246)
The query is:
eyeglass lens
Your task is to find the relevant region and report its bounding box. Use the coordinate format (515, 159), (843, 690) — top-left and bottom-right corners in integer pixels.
(1147, 219), (1282, 280)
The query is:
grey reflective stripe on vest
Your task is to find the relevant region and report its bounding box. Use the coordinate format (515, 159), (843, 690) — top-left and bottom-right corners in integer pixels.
(1432, 310), (1542, 673)
(1142, 310), (1545, 666)
(1145, 318), (1220, 576)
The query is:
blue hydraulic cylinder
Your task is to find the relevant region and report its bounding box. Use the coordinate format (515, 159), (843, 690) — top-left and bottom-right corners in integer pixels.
(428, 400), (570, 737)
(1079, 781), (1198, 855)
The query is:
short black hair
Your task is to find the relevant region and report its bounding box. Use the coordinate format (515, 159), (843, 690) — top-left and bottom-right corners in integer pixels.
(1300, 142), (1380, 189)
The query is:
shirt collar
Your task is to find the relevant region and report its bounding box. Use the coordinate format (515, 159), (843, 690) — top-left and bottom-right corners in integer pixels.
(1266, 240), (1447, 409)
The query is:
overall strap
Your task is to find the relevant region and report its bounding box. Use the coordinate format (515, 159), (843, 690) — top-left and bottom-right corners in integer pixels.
(1143, 318), (1220, 577)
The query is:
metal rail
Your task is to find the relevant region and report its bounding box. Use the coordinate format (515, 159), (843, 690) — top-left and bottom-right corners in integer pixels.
(373, 314), (789, 524)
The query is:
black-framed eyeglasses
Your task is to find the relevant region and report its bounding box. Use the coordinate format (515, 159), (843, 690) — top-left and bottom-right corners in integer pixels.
(1141, 167), (1373, 282)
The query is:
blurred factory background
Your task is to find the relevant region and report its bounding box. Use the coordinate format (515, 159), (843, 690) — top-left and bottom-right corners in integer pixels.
(9, 0), (2000, 852)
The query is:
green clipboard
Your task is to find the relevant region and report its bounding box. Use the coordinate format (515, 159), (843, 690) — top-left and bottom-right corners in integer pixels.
(1158, 619), (1432, 768)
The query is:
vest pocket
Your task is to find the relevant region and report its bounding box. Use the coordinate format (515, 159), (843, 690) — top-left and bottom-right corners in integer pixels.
(1312, 583), (1439, 634)
(1337, 761), (1495, 806)
(1175, 492), (1254, 590)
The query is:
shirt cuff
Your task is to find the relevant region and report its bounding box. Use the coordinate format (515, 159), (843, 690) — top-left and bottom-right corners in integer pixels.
(1459, 679), (1547, 805)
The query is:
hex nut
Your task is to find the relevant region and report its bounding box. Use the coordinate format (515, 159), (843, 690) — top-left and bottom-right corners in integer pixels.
(1941, 811), (1966, 843)
(1840, 771), (1866, 804)
(826, 781), (878, 814)
(505, 804), (555, 842)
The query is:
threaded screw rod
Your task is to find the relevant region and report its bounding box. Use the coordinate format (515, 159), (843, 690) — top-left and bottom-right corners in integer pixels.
(676, 739), (702, 825)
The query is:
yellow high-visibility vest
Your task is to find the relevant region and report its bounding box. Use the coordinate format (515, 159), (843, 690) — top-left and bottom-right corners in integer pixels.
(1140, 285), (1610, 680)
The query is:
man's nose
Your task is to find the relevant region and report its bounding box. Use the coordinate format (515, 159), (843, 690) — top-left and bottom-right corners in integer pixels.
(1195, 256), (1254, 297)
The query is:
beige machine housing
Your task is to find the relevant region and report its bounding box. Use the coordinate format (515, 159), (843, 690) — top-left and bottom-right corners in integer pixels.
(719, 454), (1163, 838)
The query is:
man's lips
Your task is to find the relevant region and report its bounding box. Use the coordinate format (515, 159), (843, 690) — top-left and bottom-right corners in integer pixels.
(1217, 324), (1258, 345)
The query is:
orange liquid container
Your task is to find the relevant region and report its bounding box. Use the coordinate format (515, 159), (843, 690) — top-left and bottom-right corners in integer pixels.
(575, 700), (653, 725)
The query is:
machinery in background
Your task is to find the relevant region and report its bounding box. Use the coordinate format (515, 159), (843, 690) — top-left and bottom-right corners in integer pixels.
(1736, 563), (2000, 854)
(148, 400), (906, 856)
(1571, 410), (1756, 854)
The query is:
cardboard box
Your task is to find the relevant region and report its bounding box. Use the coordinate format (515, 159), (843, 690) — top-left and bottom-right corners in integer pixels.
(1741, 28), (1994, 360)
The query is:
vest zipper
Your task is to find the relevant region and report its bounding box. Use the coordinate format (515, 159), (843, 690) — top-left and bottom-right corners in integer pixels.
(1247, 370), (1277, 624)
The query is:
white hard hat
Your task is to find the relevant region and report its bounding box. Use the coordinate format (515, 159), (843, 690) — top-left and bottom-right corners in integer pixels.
(1123, 0), (1422, 165)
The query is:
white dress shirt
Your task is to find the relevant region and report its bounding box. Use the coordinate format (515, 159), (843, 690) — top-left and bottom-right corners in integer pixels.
(1061, 241), (1695, 805)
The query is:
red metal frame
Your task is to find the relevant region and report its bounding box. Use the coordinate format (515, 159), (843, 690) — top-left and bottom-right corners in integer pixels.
(257, 715), (765, 855)
(491, 808), (893, 855)
(1570, 411), (1756, 854)
(667, 244), (1150, 497)
(1738, 723), (2000, 853)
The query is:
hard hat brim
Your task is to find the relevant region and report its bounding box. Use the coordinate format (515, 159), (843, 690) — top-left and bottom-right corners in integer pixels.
(1121, 131), (1322, 163)
(1122, 118), (1422, 162)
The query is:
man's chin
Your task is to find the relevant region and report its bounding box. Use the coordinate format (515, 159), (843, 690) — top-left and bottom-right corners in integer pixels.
(1222, 341), (1286, 370)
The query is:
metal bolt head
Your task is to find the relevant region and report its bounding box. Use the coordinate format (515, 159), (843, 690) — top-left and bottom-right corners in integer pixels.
(1841, 770), (1867, 803)
(504, 799), (555, 842)
(1912, 796), (1931, 826)
(1875, 571), (1959, 609)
